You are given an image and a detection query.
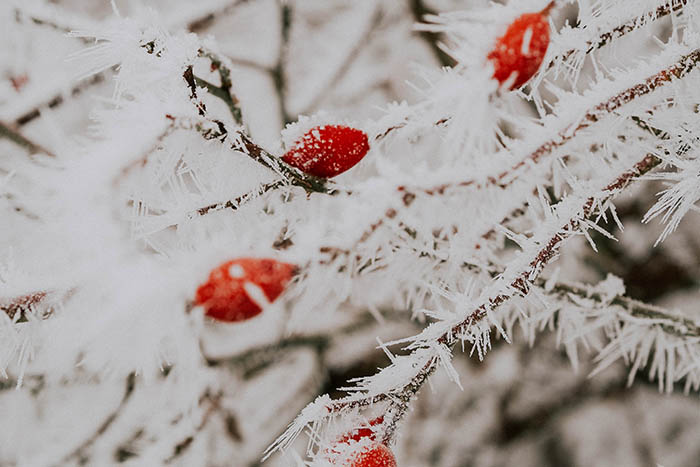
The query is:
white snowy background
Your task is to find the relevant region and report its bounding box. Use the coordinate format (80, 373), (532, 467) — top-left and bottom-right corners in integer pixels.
(1, 0), (700, 466)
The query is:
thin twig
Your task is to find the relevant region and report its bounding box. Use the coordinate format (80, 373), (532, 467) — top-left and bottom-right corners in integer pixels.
(197, 48), (243, 125)
(336, 47), (700, 258)
(185, 0), (252, 33)
(323, 152), (661, 429)
(300, 7), (384, 115)
(408, 0), (457, 68)
(164, 391), (222, 463)
(194, 117), (336, 195)
(552, 0), (688, 67)
(1, 291), (49, 321)
(272, 2), (293, 125)
(548, 280), (700, 339)
(60, 373), (136, 464)
(0, 120), (56, 157)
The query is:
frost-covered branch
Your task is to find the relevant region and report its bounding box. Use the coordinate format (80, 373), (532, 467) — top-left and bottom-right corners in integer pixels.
(1, 291), (49, 321)
(194, 119), (336, 195)
(13, 3), (96, 42)
(550, 0), (688, 70)
(336, 46), (700, 262)
(195, 48), (242, 125)
(300, 6), (383, 115)
(269, 150), (662, 456)
(422, 47), (700, 193)
(548, 279), (700, 339)
(60, 373), (136, 464)
(408, 0), (457, 68)
(0, 120), (55, 157)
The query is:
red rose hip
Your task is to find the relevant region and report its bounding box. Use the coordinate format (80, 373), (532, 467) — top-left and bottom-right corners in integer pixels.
(487, 3), (553, 89)
(195, 258), (296, 322)
(326, 417), (396, 466)
(282, 125), (370, 178)
(344, 444), (397, 467)
(338, 417), (384, 444)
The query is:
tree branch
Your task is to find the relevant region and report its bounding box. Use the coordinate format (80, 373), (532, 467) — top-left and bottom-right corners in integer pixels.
(552, 0), (688, 68)
(269, 151), (663, 456)
(408, 0), (457, 68)
(300, 7), (384, 115)
(0, 120), (56, 157)
(61, 373), (136, 464)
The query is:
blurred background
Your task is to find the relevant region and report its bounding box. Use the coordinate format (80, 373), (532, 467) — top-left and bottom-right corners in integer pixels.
(1, 1), (700, 466)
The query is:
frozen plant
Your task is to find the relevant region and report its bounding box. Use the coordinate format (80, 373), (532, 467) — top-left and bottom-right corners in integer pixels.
(1, 0), (700, 465)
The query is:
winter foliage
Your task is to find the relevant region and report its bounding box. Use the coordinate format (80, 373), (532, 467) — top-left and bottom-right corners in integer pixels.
(2, 0), (700, 465)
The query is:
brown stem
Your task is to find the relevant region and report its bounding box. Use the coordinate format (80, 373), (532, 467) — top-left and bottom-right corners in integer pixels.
(61, 373), (136, 464)
(0, 120), (55, 157)
(14, 74), (105, 128)
(301, 7), (384, 114)
(349, 47), (700, 255)
(408, 0), (457, 68)
(325, 152), (661, 430)
(186, 0), (252, 33)
(272, 3), (293, 125)
(195, 118), (337, 195)
(1, 291), (49, 321)
(197, 49), (243, 125)
(553, 0), (688, 66)
(164, 391), (222, 463)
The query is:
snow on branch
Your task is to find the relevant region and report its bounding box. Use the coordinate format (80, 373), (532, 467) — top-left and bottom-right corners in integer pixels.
(267, 150), (663, 458)
(547, 0), (689, 81)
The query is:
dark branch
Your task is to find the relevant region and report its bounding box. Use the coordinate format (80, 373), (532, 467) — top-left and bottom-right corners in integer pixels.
(0, 120), (56, 157)
(408, 0), (457, 68)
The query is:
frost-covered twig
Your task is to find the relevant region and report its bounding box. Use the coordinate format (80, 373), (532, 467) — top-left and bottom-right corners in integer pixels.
(272, 2), (292, 125)
(192, 180), (287, 218)
(184, 0), (252, 33)
(11, 74), (105, 128)
(548, 279), (700, 339)
(60, 373), (136, 464)
(196, 48), (242, 125)
(1, 291), (49, 321)
(268, 151), (662, 456)
(551, 0), (688, 69)
(13, 3), (97, 43)
(164, 391), (222, 463)
(335, 47), (700, 261)
(300, 6), (383, 115)
(423, 47), (700, 193)
(408, 0), (457, 68)
(0, 120), (56, 157)
(194, 119), (337, 195)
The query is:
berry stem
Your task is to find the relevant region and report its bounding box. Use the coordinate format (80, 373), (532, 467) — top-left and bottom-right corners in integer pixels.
(197, 48), (243, 125)
(539, 1), (555, 16)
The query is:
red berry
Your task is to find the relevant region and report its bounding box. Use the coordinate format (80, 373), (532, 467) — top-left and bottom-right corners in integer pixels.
(338, 417), (384, 444)
(487, 3), (553, 89)
(345, 444), (397, 467)
(195, 258), (296, 322)
(326, 417), (396, 466)
(282, 125), (370, 178)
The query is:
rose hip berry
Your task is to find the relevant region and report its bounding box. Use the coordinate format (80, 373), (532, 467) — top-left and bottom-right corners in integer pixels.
(195, 258), (296, 322)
